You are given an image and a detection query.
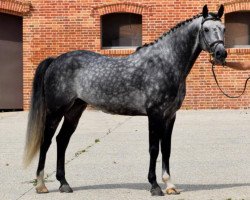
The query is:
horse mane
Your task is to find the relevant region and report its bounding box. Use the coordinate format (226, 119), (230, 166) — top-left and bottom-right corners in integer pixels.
(136, 13), (205, 52)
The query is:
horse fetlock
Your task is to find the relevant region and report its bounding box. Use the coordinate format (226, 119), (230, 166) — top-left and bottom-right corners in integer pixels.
(56, 172), (66, 182)
(162, 172), (170, 182)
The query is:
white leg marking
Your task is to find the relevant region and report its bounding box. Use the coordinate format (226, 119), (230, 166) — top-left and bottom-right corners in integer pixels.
(162, 171), (176, 189)
(36, 170), (49, 193)
(37, 170), (44, 186)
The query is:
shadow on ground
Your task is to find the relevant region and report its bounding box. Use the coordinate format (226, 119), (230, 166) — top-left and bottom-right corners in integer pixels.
(49, 182), (250, 193)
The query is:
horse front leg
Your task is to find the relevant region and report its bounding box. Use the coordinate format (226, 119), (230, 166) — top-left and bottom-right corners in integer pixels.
(147, 113), (164, 196)
(161, 114), (180, 195)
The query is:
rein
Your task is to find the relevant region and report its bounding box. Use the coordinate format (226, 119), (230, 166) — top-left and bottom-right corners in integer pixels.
(211, 61), (250, 98)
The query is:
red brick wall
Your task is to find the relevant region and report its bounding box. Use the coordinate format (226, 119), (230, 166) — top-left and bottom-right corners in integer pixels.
(1, 0), (250, 110)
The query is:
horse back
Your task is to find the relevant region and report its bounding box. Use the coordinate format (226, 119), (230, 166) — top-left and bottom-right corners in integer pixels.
(44, 50), (148, 115)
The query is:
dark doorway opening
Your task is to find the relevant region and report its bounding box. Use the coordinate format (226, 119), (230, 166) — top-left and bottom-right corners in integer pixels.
(0, 13), (23, 109)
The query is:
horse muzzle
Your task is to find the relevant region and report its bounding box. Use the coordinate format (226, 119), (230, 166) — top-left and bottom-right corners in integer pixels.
(213, 43), (227, 65)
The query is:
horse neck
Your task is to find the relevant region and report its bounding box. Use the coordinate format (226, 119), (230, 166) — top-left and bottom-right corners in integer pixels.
(161, 17), (202, 77)
(133, 17), (203, 78)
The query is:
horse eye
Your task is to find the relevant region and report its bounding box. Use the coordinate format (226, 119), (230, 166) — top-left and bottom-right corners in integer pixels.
(204, 27), (209, 32)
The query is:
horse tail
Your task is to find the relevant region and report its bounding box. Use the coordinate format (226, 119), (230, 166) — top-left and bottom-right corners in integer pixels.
(23, 57), (54, 168)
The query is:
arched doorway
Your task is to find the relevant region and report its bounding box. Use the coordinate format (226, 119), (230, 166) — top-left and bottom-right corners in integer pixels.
(0, 12), (23, 109)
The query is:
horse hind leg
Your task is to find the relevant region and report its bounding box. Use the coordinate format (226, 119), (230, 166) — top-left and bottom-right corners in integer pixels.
(56, 99), (87, 193)
(36, 112), (63, 193)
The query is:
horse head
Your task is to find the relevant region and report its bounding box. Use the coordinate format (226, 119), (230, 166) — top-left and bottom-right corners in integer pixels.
(199, 5), (227, 65)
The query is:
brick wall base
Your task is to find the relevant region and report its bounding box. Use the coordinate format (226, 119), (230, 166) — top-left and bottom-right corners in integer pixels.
(1, 0), (250, 110)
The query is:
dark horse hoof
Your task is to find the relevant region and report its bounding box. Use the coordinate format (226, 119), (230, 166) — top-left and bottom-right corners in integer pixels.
(150, 186), (164, 196)
(59, 184), (73, 193)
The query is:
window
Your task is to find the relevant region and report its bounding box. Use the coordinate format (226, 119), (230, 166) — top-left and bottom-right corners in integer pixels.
(225, 11), (250, 48)
(101, 13), (142, 48)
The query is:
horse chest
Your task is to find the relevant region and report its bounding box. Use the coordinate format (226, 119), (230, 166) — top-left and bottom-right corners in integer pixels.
(155, 82), (186, 115)
(173, 85), (186, 109)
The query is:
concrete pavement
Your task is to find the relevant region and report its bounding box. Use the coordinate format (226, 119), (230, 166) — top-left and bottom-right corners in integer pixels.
(0, 109), (250, 200)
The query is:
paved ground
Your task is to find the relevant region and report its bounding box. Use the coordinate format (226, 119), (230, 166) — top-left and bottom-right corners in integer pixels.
(0, 109), (250, 200)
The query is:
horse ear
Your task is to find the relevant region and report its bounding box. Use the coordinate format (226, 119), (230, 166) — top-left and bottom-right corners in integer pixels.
(217, 4), (224, 18)
(202, 5), (209, 18)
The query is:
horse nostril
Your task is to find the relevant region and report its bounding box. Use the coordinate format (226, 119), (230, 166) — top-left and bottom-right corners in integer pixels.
(216, 51), (221, 57)
(215, 50), (227, 58)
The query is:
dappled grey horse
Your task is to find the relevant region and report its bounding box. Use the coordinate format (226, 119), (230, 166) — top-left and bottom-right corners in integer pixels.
(24, 5), (227, 196)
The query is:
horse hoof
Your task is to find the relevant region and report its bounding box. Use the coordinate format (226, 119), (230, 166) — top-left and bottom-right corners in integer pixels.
(150, 186), (164, 196)
(36, 185), (49, 194)
(166, 188), (180, 195)
(59, 184), (73, 193)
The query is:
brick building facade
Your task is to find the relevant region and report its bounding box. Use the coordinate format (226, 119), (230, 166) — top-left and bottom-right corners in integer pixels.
(0, 0), (250, 110)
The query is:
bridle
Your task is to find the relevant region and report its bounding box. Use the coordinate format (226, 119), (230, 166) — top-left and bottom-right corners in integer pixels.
(200, 17), (250, 98)
(199, 17), (224, 60)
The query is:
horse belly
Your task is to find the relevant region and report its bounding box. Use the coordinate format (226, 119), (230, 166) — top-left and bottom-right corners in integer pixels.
(82, 90), (147, 116)
(74, 61), (147, 115)
(99, 105), (147, 116)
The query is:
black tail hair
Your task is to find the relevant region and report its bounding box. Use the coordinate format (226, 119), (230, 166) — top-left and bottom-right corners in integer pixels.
(23, 57), (54, 168)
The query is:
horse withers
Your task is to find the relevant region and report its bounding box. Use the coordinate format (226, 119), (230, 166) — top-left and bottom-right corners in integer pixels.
(23, 5), (227, 196)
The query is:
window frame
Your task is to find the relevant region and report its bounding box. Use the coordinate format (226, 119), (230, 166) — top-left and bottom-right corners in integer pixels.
(101, 12), (142, 49)
(225, 11), (250, 49)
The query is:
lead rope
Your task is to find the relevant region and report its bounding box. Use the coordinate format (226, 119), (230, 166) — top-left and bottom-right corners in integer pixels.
(211, 60), (250, 98)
